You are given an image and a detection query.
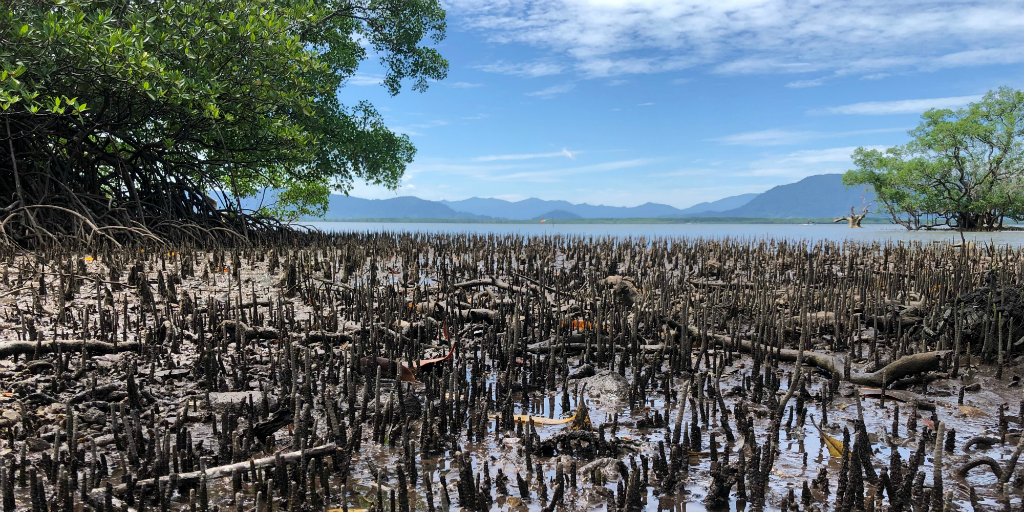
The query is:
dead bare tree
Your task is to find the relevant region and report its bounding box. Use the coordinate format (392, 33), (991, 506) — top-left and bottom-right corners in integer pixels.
(834, 200), (873, 228)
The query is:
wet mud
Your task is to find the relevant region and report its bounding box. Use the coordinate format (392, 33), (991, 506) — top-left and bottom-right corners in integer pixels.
(0, 233), (1021, 512)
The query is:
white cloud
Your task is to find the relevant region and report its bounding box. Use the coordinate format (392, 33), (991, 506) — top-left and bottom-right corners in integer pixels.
(478, 61), (564, 77)
(712, 129), (818, 146)
(492, 194), (528, 201)
(445, 1), (1024, 78)
(771, 146), (882, 165)
(740, 145), (888, 178)
(786, 78), (825, 88)
(348, 74), (383, 86)
(815, 95), (983, 115)
(450, 81), (483, 88)
(712, 127), (911, 147)
(524, 83), (575, 98)
(713, 59), (818, 75)
(390, 119), (449, 136)
(473, 148), (578, 161)
(637, 102), (655, 106)
(927, 47), (1024, 70)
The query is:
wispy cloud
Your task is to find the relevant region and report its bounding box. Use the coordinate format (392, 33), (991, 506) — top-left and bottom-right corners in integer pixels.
(446, 1), (1024, 79)
(786, 78), (825, 88)
(740, 145), (888, 178)
(524, 83), (575, 98)
(473, 148), (578, 162)
(450, 81), (483, 88)
(478, 61), (564, 77)
(711, 127), (910, 146)
(712, 129), (818, 146)
(390, 119), (449, 136)
(713, 59), (818, 75)
(814, 95), (983, 115)
(927, 47), (1024, 70)
(637, 102), (655, 106)
(348, 74), (383, 86)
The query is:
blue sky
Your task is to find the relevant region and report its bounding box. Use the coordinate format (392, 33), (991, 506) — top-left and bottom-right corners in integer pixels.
(340, 0), (1024, 209)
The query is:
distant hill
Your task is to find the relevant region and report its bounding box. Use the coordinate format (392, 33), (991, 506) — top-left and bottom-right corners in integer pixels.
(534, 209), (582, 220)
(693, 174), (874, 219)
(439, 198), (687, 219)
(311, 195), (489, 220)
(671, 193), (759, 216)
(238, 174), (873, 221)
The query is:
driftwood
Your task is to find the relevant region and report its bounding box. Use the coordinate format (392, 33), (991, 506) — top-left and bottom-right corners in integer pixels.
(91, 443), (338, 498)
(525, 337), (663, 355)
(218, 321), (356, 345)
(454, 276), (541, 297)
(218, 320), (280, 341)
(698, 328), (947, 387)
(963, 436), (1002, 452)
(456, 308), (497, 323)
(0, 339), (141, 358)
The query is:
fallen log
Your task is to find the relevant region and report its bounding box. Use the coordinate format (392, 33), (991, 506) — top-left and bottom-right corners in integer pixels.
(525, 338), (664, 355)
(218, 320), (279, 341)
(455, 308), (497, 323)
(697, 327), (947, 388)
(91, 443), (337, 498)
(0, 339), (141, 359)
(963, 436), (1002, 452)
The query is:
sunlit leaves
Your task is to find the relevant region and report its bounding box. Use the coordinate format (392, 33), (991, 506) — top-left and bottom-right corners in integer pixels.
(844, 87), (1024, 231)
(2, 0), (447, 218)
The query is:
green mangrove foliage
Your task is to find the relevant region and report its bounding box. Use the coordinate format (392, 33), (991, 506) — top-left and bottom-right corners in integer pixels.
(0, 0), (447, 244)
(844, 87), (1024, 231)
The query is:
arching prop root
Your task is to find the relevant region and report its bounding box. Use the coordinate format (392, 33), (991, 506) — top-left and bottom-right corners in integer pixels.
(696, 327), (949, 388)
(956, 435), (1024, 484)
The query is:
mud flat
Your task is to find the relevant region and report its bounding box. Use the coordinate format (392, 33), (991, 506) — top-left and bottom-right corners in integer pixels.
(0, 232), (1021, 512)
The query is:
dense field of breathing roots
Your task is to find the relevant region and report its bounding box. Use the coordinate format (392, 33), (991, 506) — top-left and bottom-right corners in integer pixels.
(0, 232), (1022, 512)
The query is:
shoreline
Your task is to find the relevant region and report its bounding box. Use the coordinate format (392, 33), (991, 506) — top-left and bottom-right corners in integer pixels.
(299, 216), (895, 225)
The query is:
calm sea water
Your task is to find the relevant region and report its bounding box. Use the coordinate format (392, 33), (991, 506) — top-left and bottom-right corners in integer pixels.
(300, 221), (1024, 246)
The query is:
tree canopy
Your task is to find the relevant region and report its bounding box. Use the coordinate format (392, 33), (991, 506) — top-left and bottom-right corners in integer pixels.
(843, 87), (1024, 231)
(0, 0), (447, 245)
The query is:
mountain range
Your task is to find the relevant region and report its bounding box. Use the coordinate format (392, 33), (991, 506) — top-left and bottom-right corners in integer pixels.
(244, 174), (876, 220)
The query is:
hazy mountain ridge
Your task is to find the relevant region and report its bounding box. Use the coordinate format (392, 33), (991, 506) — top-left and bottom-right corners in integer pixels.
(439, 198), (693, 219)
(534, 209), (582, 220)
(242, 194), (491, 220)
(672, 193), (760, 217)
(689, 174), (875, 218)
(244, 174), (873, 220)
